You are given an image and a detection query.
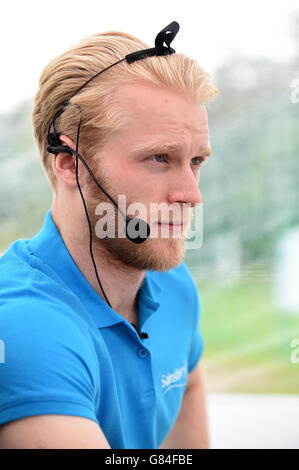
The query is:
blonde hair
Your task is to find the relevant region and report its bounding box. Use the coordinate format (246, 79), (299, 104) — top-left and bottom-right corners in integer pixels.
(32, 29), (218, 191)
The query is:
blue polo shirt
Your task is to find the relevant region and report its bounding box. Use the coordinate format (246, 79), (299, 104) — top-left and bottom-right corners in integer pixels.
(0, 209), (204, 449)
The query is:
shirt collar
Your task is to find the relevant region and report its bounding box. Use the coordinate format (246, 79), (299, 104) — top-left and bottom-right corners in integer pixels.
(29, 209), (162, 329)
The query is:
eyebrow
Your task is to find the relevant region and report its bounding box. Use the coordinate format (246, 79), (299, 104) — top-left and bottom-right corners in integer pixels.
(129, 141), (212, 157)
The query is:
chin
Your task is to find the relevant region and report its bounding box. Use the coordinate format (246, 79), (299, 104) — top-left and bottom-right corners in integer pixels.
(143, 237), (186, 272)
(93, 229), (186, 272)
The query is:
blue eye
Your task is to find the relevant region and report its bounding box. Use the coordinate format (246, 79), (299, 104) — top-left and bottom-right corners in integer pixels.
(150, 154), (204, 166)
(191, 157), (201, 165)
(152, 154), (166, 163)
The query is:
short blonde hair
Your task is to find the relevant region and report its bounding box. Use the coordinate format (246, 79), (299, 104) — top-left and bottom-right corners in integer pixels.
(32, 29), (218, 191)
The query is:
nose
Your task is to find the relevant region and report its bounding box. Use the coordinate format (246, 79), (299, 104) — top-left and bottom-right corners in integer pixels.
(167, 167), (202, 208)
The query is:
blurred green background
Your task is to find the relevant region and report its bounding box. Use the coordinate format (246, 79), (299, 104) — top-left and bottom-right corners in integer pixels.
(1, 17), (299, 395)
(185, 24), (299, 394)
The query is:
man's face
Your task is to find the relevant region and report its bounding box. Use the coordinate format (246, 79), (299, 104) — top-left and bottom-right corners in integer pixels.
(85, 81), (211, 272)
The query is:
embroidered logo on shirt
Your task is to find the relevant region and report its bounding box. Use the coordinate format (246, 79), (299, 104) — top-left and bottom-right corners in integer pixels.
(161, 364), (188, 395)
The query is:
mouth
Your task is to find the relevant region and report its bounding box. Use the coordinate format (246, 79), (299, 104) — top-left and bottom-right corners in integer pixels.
(156, 221), (190, 227)
(158, 222), (184, 226)
(156, 221), (189, 233)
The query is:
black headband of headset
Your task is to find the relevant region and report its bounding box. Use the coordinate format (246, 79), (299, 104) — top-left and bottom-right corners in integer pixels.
(126, 20), (179, 63)
(47, 21), (179, 146)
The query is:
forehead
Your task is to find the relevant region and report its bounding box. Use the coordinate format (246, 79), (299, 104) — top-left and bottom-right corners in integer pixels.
(113, 81), (209, 141)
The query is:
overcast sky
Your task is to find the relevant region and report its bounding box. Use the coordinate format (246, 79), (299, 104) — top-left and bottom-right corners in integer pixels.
(1, 0), (298, 114)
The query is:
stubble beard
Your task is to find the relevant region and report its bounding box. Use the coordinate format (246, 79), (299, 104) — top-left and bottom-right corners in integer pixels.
(82, 166), (187, 273)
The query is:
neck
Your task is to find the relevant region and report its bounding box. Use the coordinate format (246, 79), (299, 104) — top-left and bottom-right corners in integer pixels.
(51, 200), (145, 325)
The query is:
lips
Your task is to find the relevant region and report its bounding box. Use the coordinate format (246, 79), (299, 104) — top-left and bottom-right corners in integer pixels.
(158, 223), (183, 226)
(157, 221), (190, 226)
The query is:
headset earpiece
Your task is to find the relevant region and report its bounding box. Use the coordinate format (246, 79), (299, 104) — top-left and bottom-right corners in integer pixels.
(46, 143), (73, 155)
(47, 132), (62, 147)
(47, 132), (74, 155)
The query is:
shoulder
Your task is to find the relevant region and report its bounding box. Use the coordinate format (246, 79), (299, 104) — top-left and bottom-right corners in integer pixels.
(0, 239), (35, 295)
(0, 277), (97, 376)
(0, 240), (97, 372)
(0, 275), (94, 361)
(0, 238), (89, 333)
(0, 257), (100, 427)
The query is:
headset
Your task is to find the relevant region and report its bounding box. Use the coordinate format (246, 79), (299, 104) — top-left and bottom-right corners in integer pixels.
(46, 21), (180, 321)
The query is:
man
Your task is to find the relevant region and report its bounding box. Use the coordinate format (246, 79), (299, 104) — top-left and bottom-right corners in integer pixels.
(0, 25), (218, 448)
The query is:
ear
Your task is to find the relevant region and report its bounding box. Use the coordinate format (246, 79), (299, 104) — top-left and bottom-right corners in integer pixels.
(51, 134), (86, 188)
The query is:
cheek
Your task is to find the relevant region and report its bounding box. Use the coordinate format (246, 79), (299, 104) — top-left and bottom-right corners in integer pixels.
(109, 161), (146, 194)
(107, 159), (166, 204)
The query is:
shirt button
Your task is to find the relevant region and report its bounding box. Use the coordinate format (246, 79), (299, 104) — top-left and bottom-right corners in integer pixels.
(137, 348), (148, 358)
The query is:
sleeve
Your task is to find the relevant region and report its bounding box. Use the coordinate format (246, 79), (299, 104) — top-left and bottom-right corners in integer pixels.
(187, 283), (204, 373)
(0, 297), (100, 427)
